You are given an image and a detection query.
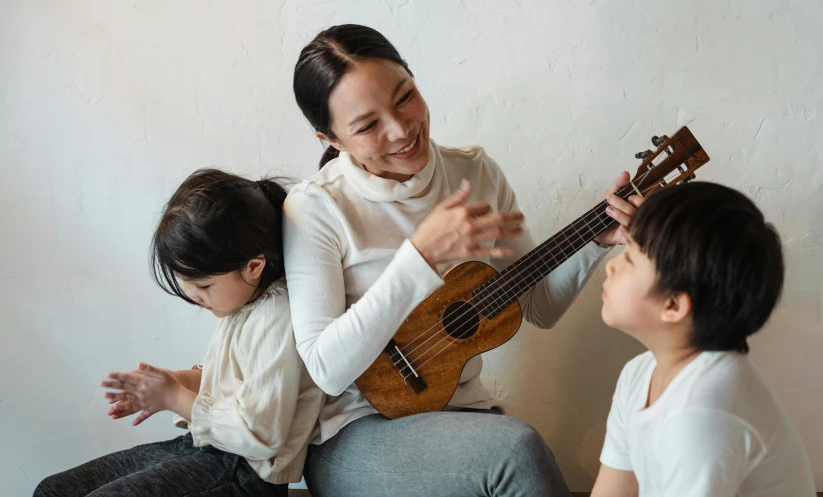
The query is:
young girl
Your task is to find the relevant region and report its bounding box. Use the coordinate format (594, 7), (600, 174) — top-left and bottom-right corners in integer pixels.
(34, 169), (324, 497)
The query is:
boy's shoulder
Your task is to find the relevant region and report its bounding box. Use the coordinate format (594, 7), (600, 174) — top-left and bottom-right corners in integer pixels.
(616, 350), (656, 388)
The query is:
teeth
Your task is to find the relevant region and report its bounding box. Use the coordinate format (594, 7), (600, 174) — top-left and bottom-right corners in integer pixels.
(394, 137), (417, 154)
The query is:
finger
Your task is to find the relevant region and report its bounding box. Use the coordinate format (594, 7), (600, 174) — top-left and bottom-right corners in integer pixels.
(133, 410), (155, 426)
(462, 203), (493, 217)
(100, 380), (125, 390)
(471, 211), (525, 232)
(628, 195), (645, 208)
(605, 205), (633, 227)
(606, 194), (637, 217)
(441, 179), (472, 209)
(107, 371), (145, 385)
(104, 391), (129, 404)
(469, 224), (525, 244)
(108, 401), (138, 418)
(611, 171), (630, 191)
(469, 246), (515, 259)
(137, 362), (164, 379)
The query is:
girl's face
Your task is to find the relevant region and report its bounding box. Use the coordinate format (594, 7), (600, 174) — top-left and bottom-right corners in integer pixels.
(320, 58), (431, 182)
(176, 257), (265, 318)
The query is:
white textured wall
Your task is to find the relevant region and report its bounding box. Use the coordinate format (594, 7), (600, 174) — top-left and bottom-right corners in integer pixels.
(2, 0), (821, 494)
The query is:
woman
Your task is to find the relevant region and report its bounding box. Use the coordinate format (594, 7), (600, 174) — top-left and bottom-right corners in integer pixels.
(284, 24), (642, 497)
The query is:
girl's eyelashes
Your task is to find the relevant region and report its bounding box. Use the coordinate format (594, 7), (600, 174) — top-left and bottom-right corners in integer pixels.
(397, 89), (412, 104)
(197, 284), (212, 291)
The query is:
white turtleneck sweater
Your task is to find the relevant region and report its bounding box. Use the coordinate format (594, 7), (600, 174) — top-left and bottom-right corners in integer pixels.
(283, 141), (609, 444)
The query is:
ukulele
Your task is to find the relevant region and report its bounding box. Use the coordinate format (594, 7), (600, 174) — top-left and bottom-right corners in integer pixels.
(355, 126), (710, 419)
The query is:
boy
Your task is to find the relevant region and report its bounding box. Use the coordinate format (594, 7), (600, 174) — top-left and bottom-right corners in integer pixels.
(591, 182), (815, 497)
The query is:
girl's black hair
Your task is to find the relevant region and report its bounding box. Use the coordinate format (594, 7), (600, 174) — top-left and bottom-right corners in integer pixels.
(150, 168), (289, 305)
(293, 24), (413, 169)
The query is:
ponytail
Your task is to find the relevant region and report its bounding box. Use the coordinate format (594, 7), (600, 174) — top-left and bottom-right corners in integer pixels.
(319, 145), (340, 169)
(151, 169), (290, 305)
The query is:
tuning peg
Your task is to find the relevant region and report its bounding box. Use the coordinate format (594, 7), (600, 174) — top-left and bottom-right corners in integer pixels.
(635, 150), (653, 160)
(682, 173), (696, 183)
(652, 135), (669, 147)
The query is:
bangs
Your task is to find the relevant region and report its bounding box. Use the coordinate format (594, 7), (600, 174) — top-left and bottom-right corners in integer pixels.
(150, 218), (219, 306)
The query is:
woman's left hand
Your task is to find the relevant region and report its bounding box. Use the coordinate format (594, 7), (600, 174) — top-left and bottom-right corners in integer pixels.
(593, 171), (645, 247)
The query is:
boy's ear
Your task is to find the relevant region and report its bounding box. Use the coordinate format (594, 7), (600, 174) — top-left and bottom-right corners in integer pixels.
(661, 291), (692, 324)
(246, 255), (267, 280)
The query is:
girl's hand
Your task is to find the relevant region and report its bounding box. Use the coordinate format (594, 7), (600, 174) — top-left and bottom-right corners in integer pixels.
(594, 171), (646, 247)
(101, 363), (184, 425)
(410, 180), (525, 267)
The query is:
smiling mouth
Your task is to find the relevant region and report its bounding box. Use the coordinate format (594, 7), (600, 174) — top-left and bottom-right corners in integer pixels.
(388, 132), (419, 156)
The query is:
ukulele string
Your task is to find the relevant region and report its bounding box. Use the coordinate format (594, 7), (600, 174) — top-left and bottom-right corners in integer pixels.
(395, 177), (646, 368)
(395, 167), (656, 361)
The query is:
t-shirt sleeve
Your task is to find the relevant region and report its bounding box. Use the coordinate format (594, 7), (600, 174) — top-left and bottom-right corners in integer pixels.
(656, 409), (764, 497)
(600, 363), (633, 471)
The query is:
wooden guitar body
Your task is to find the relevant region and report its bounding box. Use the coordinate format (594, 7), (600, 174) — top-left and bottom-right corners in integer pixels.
(355, 261), (522, 419)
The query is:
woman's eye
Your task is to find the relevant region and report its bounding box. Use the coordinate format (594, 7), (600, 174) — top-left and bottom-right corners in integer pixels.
(357, 122), (376, 134)
(397, 90), (412, 104)
(197, 285), (211, 291)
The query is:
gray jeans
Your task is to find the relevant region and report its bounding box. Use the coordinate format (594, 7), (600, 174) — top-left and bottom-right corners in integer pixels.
(33, 433), (287, 497)
(304, 411), (571, 497)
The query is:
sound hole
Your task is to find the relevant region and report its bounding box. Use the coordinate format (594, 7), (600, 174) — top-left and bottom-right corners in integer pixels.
(442, 301), (480, 340)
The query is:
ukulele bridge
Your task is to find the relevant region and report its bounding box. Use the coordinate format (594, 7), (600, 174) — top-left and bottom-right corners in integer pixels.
(384, 339), (427, 394)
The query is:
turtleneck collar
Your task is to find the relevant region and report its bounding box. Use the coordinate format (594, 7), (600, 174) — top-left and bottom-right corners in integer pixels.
(338, 140), (443, 206)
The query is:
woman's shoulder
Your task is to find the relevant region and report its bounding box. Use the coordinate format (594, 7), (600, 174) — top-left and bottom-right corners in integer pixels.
(436, 142), (505, 181)
(284, 164), (345, 215)
(436, 143), (489, 164)
(289, 160), (345, 196)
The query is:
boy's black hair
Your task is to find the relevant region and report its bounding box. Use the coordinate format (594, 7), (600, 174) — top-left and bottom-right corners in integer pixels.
(150, 168), (289, 305)
(629, 182), (784, 353)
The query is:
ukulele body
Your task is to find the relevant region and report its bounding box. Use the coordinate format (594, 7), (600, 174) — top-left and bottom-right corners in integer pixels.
(355, 260), (522, 419)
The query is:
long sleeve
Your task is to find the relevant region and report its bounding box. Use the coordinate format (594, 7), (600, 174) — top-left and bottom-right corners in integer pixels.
(188, 311), (303, 462)
(484, 153), (610, 329)
(283, 184), (444, 396)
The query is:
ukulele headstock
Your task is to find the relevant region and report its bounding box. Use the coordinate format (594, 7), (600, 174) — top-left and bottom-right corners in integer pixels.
(629, 126), (710, 198)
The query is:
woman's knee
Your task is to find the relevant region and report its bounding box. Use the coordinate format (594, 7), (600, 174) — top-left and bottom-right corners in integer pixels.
(496, 416), (556, 466)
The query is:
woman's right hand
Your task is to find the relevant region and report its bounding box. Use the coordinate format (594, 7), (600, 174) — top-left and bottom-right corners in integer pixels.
(410, 179), (525, 267)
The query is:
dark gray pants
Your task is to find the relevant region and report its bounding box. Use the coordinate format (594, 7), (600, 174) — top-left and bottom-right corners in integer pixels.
(33, 433), (287, 497)
(304, 411), (572, 497)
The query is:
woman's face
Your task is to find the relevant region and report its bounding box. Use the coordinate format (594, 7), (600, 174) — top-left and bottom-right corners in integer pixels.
(321, 58), (431, 182)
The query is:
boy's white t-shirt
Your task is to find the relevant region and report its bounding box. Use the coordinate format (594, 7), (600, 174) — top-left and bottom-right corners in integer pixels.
(601, 351), (815, 497)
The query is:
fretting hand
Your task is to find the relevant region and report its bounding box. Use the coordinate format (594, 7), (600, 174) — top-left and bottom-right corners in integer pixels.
(594, 171), (646, 247)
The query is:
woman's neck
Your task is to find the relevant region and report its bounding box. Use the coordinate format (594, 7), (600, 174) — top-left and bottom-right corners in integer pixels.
(358, 159), (414, 183)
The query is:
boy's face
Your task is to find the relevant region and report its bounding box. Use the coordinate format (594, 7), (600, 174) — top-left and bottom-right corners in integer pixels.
(601, 239), (668, 337)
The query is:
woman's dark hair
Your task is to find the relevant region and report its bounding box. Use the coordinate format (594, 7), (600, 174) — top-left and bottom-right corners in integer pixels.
(151, 168), (289, 305)
(293, 24), (413, 169)
(629, 182), (784, 354)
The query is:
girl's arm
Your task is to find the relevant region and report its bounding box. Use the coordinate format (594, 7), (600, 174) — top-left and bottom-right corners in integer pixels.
(187, 311), (323, 461)
(172, 368), (202, 393)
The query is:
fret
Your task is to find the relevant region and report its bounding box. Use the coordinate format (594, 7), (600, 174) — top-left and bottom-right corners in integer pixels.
(475, 185), (635, 318)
